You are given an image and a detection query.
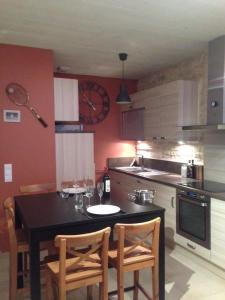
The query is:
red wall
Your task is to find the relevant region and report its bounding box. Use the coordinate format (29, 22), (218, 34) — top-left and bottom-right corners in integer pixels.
(0, 44), (56, 251)
(0, 44), (137, 251)
(55, 73), (137, 180)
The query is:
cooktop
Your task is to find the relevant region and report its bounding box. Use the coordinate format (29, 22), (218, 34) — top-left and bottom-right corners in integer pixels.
(178, 180), (225, 193)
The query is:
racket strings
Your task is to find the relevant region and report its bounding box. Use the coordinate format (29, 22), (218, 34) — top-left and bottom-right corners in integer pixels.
(6, 84), (28, 105)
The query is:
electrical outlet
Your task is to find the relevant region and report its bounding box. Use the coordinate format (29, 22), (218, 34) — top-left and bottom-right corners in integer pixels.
(4, 164), (12, 182)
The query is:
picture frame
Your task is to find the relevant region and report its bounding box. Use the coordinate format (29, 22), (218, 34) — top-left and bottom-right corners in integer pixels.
(3, 110), (21, 123)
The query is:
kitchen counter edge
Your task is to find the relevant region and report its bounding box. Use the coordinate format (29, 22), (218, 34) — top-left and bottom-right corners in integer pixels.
(109, 168), (225, 202)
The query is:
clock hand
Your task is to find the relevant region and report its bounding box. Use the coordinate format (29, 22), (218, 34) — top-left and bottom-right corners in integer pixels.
(87, 99), (96, 111)
(83, 94), (96, 111)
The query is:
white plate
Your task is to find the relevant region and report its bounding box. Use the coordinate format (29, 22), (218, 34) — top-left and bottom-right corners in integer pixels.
(87, 204), (120, 215)
(62, 187), (86, 194)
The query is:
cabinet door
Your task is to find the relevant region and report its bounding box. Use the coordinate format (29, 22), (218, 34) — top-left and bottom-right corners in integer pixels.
(109, 171), (149, 200)
(211, 198), (225, 269)
(147, 181), (176, 243)
(120, 108), (144, 140)
(54, 78), (79, 121)
(55, 133), (95, 190)
(130, 80), (199, 141)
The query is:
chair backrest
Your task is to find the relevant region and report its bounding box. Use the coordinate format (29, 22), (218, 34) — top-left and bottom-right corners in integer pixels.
(20, 183), (55, 194)
(3, 197), (17, 250)
(115, 217), (161, 266)
(61, 181), (75, 188)
(54, 227), (111, 286)
(61, 179), (94, 189)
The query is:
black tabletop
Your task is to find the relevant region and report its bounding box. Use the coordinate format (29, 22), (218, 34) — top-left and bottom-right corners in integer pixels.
(14, 192), (164, 231)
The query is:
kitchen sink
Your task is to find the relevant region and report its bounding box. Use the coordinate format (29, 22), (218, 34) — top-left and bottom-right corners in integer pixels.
(115, 166), (151, 173)
(115, 166), (168, 176)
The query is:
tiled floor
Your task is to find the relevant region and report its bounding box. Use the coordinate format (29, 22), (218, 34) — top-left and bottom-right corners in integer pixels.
(1, 245), (225, 299)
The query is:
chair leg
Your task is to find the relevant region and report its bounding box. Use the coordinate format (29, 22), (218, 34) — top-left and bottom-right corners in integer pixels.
(87, 285), (93, 300)
(152, 266), (159, 300)
(117, 269), (124, 300)
(45, 270), (53, 300)
(133, 270), (139, 300)
(99, 280), (108, 300)
(9, 252), (17, 300)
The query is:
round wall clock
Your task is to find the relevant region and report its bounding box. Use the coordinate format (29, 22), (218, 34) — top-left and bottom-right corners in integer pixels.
(78, 81), (110, 124)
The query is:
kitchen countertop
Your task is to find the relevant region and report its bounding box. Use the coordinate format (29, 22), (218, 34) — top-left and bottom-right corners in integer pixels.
(109, 167), (225, 201)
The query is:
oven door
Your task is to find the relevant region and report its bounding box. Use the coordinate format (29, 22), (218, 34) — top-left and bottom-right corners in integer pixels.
(176, 194), (210, 249)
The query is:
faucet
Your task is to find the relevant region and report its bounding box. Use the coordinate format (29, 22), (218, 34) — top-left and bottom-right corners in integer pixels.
(140, 155), (144, 170)
(130, 155), (145, 169)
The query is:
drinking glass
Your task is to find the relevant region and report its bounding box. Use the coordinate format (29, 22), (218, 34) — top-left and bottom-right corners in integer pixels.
(59, 183), (70, 199)
(97, 182), (104, 204)
(85, 186), (95, 207)
(74, 194), (83, 210)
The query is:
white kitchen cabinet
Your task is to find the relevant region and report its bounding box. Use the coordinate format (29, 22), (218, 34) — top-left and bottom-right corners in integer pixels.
(174, 234), (211, 260)
(54, 78), (79, 121)
(109, 170), (176, 244)
(129, 80), (200, 141)
(147, 181), (177, 244)
(55, 133), (95, 190)
(120, 108), (145, 140)
(109, 171), (149, 200)
(211, 198), (225, 269)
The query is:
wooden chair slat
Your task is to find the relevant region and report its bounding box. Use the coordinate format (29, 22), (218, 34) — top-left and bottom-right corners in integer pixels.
(46, 227), (111, 300)
(108, 217), (161, 300)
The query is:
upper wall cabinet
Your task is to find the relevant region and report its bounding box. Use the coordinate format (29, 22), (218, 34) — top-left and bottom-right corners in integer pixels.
(54, 78), (79, 121)
(129, 80), (200, 141)
(120, 108), (145, 140)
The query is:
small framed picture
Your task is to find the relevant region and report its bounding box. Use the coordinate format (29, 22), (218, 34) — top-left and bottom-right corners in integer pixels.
(3, 110), (21, 122)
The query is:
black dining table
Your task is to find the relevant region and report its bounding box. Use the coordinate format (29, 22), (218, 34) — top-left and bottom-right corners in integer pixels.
(15, 192), (165, 300)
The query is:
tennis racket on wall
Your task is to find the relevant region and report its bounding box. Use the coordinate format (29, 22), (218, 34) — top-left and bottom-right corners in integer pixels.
(5, 83), (48, 128)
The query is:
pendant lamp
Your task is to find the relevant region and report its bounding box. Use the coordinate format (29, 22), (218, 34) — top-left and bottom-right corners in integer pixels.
(116, 53), (131, 104)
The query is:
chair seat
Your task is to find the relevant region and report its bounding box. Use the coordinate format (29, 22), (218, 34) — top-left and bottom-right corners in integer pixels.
(108, 241), (154, 266)
(47, 254), (103, 283)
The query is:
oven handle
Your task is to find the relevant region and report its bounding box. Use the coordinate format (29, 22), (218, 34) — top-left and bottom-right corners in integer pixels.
(178, 195), (208, 207)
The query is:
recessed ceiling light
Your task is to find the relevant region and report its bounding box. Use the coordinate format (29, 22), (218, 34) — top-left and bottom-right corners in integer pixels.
(56, 65), (71, 73)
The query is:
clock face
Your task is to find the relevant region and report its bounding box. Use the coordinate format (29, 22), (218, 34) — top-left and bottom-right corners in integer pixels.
(79, 81), (110, 125)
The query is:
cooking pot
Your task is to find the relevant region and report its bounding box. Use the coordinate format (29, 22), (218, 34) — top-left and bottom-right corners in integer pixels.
(134, 189), (155, 204)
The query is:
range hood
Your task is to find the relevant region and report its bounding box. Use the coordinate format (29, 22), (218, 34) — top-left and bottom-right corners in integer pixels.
(183, 35), (225, 131)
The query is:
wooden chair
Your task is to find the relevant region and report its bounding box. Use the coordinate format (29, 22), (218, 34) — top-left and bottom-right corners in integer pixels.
(108, 218), (161, 300)
(61, 181), (75, 188)
(61, 179), (94, 189)
(19, 183), (56, 258)
(3, 197), (54, 300)
(46, 227), (111, 300)
(19, 183), (55, 194)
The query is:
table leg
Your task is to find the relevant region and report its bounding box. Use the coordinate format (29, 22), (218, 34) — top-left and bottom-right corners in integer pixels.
(29, 234), (41, 300)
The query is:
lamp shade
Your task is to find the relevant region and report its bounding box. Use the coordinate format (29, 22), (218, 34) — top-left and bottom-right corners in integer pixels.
(116, 83), (131, 104)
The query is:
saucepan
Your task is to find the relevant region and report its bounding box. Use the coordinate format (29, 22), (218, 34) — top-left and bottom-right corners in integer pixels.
(128, 189), (155, 205)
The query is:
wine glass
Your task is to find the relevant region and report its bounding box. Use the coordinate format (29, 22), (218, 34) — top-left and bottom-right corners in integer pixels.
(97, 182), (104, 204)
(85, 186), (95, 207)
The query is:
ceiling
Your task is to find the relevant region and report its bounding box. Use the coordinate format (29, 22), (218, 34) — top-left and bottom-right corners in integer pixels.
(1, 0), (225, 79)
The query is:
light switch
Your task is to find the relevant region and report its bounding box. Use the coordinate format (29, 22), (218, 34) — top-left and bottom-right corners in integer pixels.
(4, 164), (12, 182)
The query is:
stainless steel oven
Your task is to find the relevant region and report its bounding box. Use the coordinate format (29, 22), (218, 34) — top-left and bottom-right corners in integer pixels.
(176, 189), (210, 249)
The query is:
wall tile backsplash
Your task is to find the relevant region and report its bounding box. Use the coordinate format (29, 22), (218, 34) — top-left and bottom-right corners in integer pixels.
(136, 141), (203, 165)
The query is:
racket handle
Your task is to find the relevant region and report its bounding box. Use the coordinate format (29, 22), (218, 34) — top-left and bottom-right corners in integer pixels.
(38, 116), (48, 128)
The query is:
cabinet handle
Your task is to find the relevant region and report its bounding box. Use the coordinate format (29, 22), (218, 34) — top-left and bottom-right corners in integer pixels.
(171, 197), (175, 208)
(187, 242), (196, 250)
(160, 136), (166, 140)
(116, 181), (121, 185)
